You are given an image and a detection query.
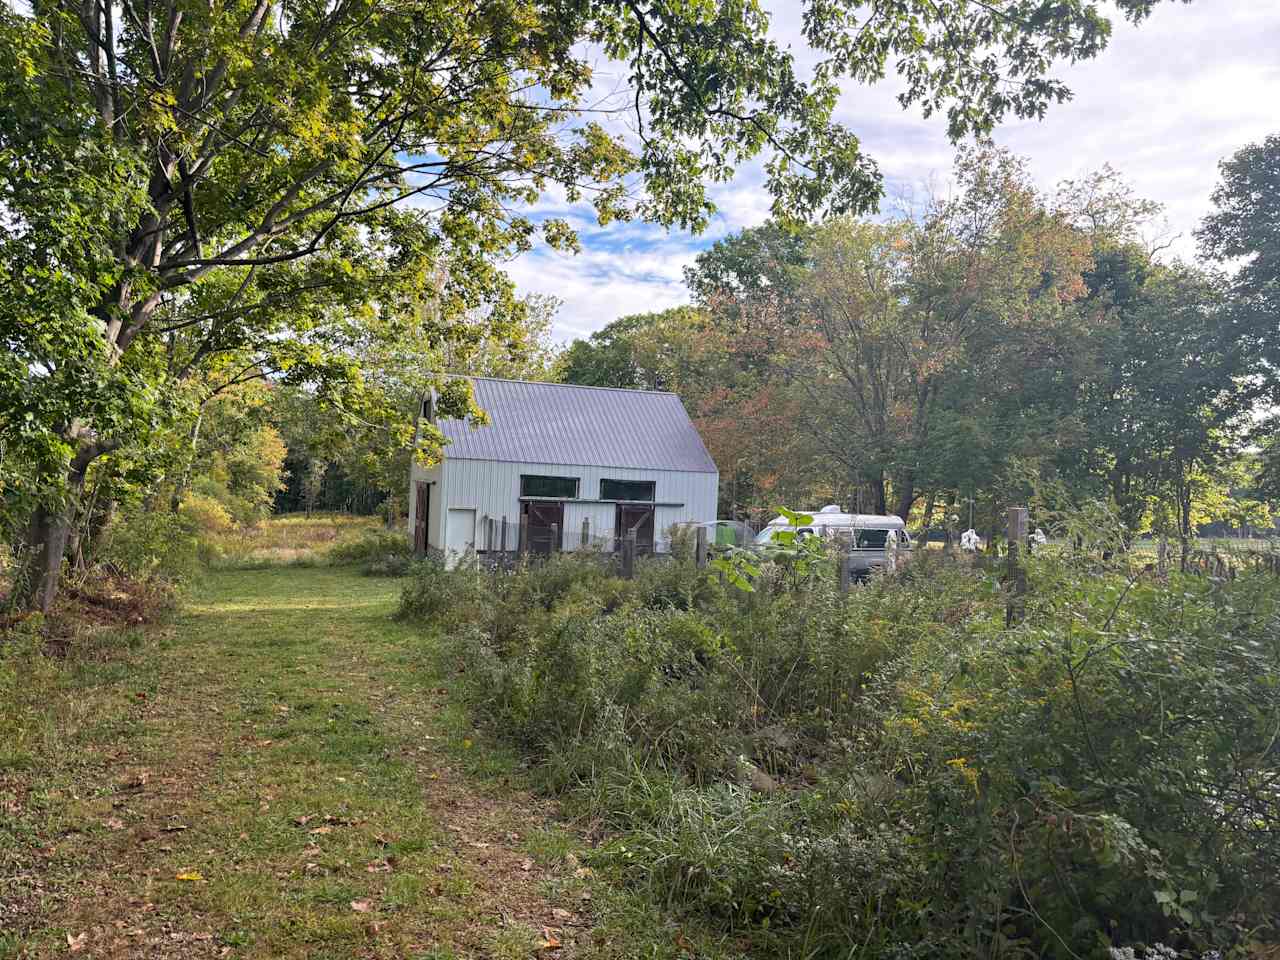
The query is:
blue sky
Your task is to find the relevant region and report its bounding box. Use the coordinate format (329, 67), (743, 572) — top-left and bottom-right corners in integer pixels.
(504, 1), (1280, 343)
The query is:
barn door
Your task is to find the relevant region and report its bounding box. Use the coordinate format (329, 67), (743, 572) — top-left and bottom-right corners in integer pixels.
(414, 481), (430, 555)
(615, 503), (655, 554)
(522, 501), (563, 555)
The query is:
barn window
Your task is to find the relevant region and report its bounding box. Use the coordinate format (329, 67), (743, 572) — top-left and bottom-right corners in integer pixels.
(600, 479), (655, 502)
(421, 395), (434, 420)
(520, 475), (579, 499)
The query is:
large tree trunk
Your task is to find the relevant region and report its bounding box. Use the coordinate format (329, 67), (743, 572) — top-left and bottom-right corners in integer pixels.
(16, 500), (75, 615)
(15, 442), (103, 613)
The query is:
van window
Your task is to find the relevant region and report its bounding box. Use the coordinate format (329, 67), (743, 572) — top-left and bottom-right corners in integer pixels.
(853, 529), (890, 549)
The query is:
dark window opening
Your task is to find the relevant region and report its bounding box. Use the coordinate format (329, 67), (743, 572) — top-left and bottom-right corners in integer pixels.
(853, 529), (889, 549)
(421, 395), (434, 420)
(520, 475), (579, 499)
(600, 479), (655, 501)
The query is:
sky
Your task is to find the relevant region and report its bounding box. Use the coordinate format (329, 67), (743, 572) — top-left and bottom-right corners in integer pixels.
(502, 1), (1280, 344)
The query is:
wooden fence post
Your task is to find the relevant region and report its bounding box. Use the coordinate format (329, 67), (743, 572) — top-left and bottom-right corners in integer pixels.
(550, 523), (559, 554)
(500, 517), (509, 569)
(581, 517), (590, 548)
(695, 525), (708, 569)
(519, 515), (529, 560)
(1005, 507), (1029, 627)
(839, 553), (852, 593)
(621, 531), (636, 579)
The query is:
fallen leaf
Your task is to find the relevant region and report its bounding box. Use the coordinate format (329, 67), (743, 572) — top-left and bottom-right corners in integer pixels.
(175, 871), (204, 882)
(538, 927), (562, 950)
(293, 814), (314, 826)
(573, 866), (593, 879)
(350, 899), (373, 913)
(104, 818), (125, 831)
(551, 908), (575, 923)
(66, 932), (88, 953)
(366, 860), (392, 873)
(308, 826), (332, 835)
(520, 858), (534, 872)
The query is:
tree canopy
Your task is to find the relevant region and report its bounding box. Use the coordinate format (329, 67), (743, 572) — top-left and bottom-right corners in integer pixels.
(562, 145), (1267, 549)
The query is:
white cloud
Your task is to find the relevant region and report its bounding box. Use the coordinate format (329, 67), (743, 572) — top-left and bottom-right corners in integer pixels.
(510, 0), (1280, 340)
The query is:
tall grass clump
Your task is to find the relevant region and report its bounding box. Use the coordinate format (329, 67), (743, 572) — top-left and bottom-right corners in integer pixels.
(400, 548), (1280, 959)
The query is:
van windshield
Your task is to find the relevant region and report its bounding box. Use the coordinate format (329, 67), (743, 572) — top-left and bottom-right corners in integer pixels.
(754, 525), (786, 545)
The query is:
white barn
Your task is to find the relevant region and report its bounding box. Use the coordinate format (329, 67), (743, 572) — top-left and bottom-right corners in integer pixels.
(409, 377), (719, 561)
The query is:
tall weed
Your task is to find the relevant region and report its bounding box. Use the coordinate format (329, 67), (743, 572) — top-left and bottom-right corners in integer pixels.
(400, 550), (1280, 958)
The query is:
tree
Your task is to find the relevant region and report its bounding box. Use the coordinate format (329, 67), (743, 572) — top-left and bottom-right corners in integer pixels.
(559, 307), (706, 391)
(792, 148), (1097, 521)
(1198, 133), (1280, 365)
(2, 0), (1183, 609)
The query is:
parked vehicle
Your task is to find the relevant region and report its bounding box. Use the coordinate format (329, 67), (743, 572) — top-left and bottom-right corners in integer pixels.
(754, 505), (909, 575)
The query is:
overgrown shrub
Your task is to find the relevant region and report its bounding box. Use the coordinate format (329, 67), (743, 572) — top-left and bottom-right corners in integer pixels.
(398, 557), (493, 629)
(401, 550), (1280, 958)
(99, 508), (199, 582)
(178, 491), (234, 533)
(327, 529), (413, 575)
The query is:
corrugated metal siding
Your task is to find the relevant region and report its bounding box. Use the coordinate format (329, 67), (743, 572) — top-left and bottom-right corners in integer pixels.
(437, 378), (717, 474)
(431, 459), (719, 553)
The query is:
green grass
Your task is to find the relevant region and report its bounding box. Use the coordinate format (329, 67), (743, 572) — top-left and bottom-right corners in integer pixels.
(0, 555), (740, 959)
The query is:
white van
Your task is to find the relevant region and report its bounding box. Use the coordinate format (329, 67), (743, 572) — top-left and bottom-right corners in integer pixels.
(754, 505), (909, 575)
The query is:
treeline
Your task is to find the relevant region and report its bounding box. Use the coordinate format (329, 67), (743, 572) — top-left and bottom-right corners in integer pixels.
(560, 143), (1280, 551)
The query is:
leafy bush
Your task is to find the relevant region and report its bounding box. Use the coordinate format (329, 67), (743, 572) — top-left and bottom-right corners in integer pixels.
(327, 529), (413, 575)
(178, 491), (234, 533)
(398, 557), (493, 629)
(402, 550), (1280, 958)
(99, 508), (199, 582)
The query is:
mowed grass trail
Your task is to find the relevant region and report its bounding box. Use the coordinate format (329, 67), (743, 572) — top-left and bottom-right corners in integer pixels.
(1, 567), (600, 959)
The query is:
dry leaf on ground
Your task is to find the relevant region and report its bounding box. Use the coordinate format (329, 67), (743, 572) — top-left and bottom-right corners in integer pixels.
(538, 927), (562, 950)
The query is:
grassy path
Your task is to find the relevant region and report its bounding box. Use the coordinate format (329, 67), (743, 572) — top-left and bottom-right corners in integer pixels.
(2, 568), (599, 959)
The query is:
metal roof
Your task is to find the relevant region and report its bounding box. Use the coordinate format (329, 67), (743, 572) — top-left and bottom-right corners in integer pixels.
(436, 378), (718, 474)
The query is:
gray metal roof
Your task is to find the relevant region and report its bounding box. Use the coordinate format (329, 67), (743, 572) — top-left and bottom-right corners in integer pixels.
(437, 378), (718, 474)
